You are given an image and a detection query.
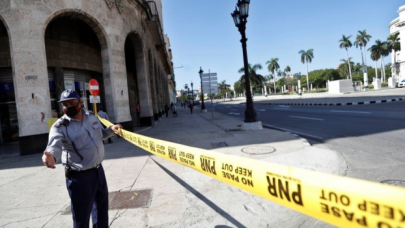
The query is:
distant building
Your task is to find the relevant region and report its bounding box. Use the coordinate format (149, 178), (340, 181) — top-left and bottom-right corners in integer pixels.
(389, 5), (405, 82)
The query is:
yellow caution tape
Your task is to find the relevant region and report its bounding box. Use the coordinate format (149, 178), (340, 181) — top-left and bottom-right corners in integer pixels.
(100, 117), (405, 228)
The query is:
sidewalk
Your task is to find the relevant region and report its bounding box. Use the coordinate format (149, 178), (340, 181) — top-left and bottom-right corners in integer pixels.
(0, 106), (345, 228)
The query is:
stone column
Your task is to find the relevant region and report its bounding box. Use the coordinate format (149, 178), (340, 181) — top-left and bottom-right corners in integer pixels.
(6, 14), (51, 155)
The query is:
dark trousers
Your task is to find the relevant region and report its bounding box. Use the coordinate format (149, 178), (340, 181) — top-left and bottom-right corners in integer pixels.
(66, 165), (109, 228)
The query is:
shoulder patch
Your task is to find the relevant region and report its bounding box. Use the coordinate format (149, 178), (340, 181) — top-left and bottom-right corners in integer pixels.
(54, 121), (63, 128)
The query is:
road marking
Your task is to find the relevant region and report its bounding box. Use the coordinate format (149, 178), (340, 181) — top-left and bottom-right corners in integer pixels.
(289, 116), (324, 121)
(330, 110), (371, 114)
(274, 108), (291, 110)
(257, 109), (266, 111)
(278, 105), (290, 107)
(228, 112), (240, 115)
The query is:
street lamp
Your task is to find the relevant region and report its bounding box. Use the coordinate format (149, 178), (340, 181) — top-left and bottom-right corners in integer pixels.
(191, 81), (194, 105)
(231, 0), (257, 123)
(199, 67), (206, 111)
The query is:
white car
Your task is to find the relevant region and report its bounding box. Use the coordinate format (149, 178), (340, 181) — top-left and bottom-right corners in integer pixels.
(399, 79), (405, 88)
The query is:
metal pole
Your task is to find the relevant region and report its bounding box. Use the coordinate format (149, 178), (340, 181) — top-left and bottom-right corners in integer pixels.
(200, 68), (206, 111)
(209, 70), (213, 118)
(239, 20), (257, 122)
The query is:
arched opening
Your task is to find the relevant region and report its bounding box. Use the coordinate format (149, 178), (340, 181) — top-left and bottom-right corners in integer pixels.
(44, 14), (107, 117)
(0, 19), (17, 145)
(124, 34), (142, 127)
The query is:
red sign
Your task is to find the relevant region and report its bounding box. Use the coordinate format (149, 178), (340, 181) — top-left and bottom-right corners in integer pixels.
(88, 79), (100, 96)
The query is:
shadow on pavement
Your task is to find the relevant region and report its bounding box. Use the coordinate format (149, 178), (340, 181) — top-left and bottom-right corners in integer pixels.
(152, 157), (247, 228)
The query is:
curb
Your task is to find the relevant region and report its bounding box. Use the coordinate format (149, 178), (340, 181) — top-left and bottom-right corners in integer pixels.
(262, 123), (323, 145)
(246, 97), (405, 107)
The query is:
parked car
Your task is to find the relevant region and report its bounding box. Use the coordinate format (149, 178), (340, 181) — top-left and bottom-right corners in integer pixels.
(399, 79), (405, 88)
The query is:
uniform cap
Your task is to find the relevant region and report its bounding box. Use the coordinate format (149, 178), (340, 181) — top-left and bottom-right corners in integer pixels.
(58, 89), (81, 102)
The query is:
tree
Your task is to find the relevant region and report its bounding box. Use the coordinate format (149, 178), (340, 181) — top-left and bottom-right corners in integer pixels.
(218, 80), (230, 99)
(298, 49), (314, 92)
(238, 63), (265, 95)
(184, 84), (188, 90)
(370, 50), (380, 80)
(368, 40), (388, 81)
(266, 58), (280, 93)
(387, 33), (401, 80)
(354, 30), (372, 73)
(284, 66), (291, 75)
(339, 35), (353, 80)
(233, 81), (243, 97)
(264, 74), (274, 94)
(339, 58), (354, 79)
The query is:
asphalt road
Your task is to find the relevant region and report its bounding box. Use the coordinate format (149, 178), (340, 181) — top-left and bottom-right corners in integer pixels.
(210, 101), (405, 184)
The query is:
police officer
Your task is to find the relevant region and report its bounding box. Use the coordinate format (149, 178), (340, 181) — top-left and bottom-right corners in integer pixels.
(42, 89), (122, 228)
(97, 105), (112, 144)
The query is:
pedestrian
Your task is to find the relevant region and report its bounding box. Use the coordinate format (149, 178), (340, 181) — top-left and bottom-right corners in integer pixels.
(189, 102), (193, 114)
(136, 102), (140, 124)
(42, 89), (122, 228)
(172, 102), (177, 117)
(164, 103), (170, 117)
(97, 105), (113, 144)
(47, 110), (59, 130)
(170, 102), (174, 112)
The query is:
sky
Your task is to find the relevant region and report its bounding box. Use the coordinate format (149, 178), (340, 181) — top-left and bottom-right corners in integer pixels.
(162, 0), (404, 90)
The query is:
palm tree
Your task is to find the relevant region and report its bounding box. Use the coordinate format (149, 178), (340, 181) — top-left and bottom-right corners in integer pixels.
(284, 66), (291, 76)
(354, 35), (365, 73)
(266, 58), (280, 93)
(263, 74), (274, 95)
(355, 30), (372, 72)
(340, 58), (354, 78)
(298, 49), (314, 92)
(381, 41), (390, 81)
(370, 50), (380, 80)
(218, 80), (228, 99)
(339, 35), (353, 80)
(368, 40), (388, 81)
(387, 33), (401, 80)
(238, 63), (265, 95)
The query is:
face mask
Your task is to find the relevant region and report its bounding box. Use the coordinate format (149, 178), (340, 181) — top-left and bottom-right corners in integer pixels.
(64, 101), (81, 118)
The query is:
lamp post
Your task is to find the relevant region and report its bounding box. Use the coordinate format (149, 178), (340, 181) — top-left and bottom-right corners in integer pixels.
(199, 67), (206, 111)
(231, 0), (257, 123)
(191, 81), (194, 105)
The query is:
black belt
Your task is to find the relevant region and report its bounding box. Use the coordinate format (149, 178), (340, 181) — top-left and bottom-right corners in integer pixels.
(72, 164), (101, 173)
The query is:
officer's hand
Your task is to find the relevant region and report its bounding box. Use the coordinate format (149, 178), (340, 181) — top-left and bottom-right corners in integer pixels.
(110, 124), (123, 134)
(42, 151), (56, 169)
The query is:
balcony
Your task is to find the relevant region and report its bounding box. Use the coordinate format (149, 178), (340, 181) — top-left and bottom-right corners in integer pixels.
(145, 0), (164, 47)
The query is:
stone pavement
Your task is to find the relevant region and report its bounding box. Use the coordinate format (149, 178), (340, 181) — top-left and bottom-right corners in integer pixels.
(0, 106), (346, 228)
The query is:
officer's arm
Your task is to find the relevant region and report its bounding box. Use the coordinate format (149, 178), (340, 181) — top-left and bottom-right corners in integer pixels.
(44, 125), (64, 163)
(101, 126), (115, 140)
(102, 124), (123, 139)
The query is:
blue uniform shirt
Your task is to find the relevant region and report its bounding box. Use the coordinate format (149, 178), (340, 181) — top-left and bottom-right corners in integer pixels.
(45, 110), (114, 171)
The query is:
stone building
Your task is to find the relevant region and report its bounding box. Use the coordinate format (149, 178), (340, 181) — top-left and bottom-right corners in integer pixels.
(389, 4), (405, 82)
(0, 0), (175, 155)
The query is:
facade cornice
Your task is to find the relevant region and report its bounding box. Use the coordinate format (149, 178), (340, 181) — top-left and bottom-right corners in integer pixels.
(398, 5), (405, 14)
(389, 17), (400, 28)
